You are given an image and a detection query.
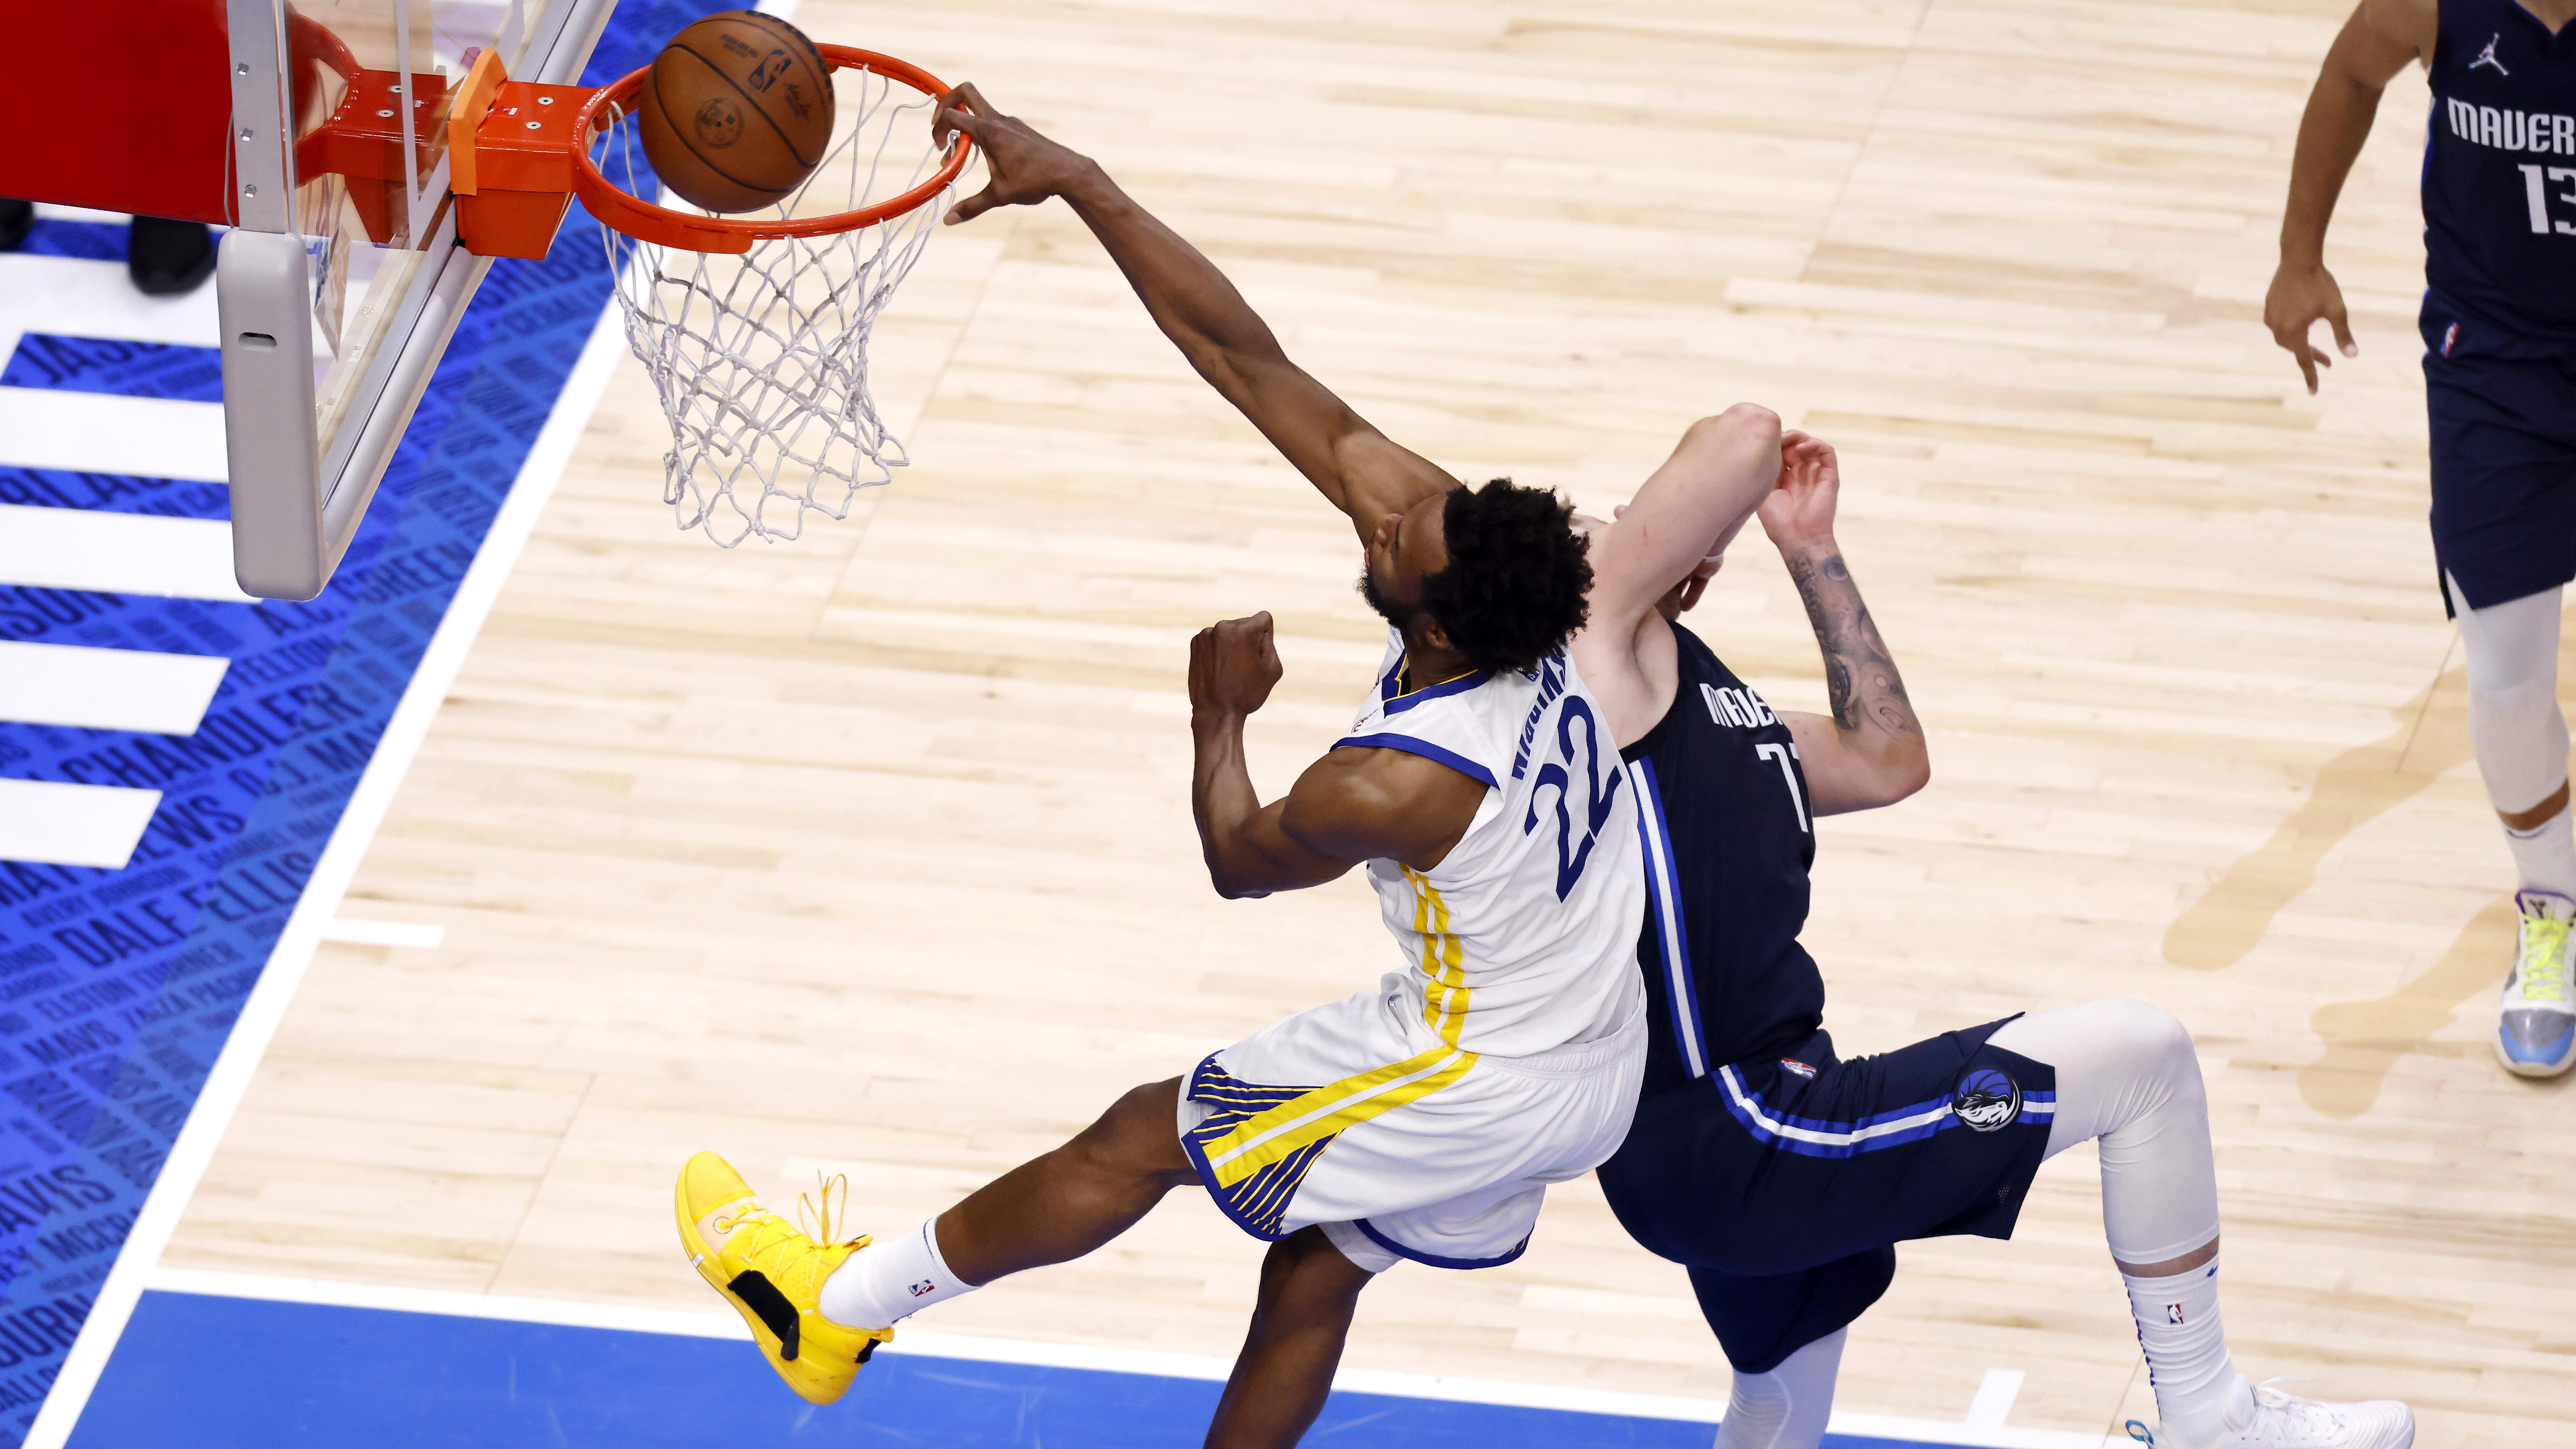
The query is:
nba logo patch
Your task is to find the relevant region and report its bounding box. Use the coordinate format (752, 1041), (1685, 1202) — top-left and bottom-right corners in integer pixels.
(2442, 323), (2460, 357)
(1780, 1058), (1817, 1079)
(1952, 1067), (2022, 1132)
(910, 1279), (937, 1297)
(2166, 1304), (2186, 1325)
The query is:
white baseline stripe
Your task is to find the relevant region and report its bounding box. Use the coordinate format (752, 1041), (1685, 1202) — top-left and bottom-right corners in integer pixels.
(137, 1268), (2117, 1449)
(25, 296), (634, 1449)
(1967, 1368), (2027, 1430)
(0, 505), (253, 603)
(0, 389), (228, 483)
(0, 640), (228, 733)
(0, 251), (226, 348)
(0, 779), (161, 869)
(317, 919), (446, 950)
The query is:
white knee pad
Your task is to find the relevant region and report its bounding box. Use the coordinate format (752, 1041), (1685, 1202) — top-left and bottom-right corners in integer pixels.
(1987, 1000), (2218, 1266)
(2449, 575), (2570, 814)
(1715, 1328), (1844, 1449)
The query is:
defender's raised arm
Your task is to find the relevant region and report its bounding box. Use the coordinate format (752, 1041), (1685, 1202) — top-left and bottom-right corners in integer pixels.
(1755, 432), (1928, 815)
(1572, 403), (1784, 745)
(935, 85), (1452, 540)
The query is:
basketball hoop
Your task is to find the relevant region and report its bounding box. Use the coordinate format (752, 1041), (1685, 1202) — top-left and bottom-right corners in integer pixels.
(441, 44), (974, 546)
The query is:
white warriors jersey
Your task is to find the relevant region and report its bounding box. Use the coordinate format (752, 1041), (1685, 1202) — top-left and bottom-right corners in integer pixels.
(1336, 628), (1647, 1059)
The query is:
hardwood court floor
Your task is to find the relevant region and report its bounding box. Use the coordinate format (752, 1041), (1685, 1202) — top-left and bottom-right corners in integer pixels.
(162, 0), (2574, 1442)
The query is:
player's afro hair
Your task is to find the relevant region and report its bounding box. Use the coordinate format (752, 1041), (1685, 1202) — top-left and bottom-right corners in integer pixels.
(1418, 479), (1592, 676)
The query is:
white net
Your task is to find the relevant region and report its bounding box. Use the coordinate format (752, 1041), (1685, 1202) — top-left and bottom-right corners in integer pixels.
(592, 65), (958, 546)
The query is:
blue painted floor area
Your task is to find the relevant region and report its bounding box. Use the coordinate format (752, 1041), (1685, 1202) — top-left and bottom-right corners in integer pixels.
(72, 1292), (1971, 1449)
(0, 1), (733, 1441)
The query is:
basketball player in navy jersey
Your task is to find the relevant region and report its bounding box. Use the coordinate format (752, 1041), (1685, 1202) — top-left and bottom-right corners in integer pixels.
(2267, 0), (2576, 1076)
(1588, 433), (2415, 1449)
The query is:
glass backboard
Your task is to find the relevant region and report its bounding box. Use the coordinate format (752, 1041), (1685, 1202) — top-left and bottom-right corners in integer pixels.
(219, 0), (609, 600)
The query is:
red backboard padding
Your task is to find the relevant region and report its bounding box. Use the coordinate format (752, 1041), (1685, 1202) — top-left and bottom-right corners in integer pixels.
(0, 1), (236, 225)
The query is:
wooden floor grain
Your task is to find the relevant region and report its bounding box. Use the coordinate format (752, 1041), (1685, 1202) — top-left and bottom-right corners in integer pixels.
(163, 0), (2575, 1442)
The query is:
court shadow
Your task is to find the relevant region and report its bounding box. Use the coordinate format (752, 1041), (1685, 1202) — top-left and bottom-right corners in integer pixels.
(2297, 897), (2515, 1118)
(2161, 667), (2468, 972)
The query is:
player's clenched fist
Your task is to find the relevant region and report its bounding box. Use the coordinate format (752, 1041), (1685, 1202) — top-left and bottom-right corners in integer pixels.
(1758, 430), (1843, 551)
(1189, 612), (1283, 718)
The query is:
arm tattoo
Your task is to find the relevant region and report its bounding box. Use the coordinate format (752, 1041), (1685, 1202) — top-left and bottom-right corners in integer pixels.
(1785, 550), (1918, 737)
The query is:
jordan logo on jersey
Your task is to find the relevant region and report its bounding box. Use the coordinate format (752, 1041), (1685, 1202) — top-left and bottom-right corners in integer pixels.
(2470, 32), (2509, 76)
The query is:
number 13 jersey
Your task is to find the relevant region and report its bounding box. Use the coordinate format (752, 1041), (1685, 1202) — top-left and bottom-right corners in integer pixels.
(2423, 0), (2576, 334)
(1335, 628), (1646, 1060)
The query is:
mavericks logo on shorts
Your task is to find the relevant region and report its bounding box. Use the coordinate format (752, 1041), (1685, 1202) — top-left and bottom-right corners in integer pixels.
(1951, 1067), (2022, 1132)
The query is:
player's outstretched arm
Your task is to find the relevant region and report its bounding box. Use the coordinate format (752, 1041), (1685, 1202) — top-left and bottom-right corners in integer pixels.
(1188, 614), (1484, 898)
(1572, 404), (1783, 746)
(935, 85), (1452, 541)
(1759, 433), (1927, 816)
(2265, 0), (2433, 393)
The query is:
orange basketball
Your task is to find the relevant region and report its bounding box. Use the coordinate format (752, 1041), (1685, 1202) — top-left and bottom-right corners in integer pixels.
(636, 11), (836, 215)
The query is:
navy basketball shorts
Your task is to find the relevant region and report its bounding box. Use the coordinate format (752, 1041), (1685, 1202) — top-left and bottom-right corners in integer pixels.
(2421, 292), (2576, 613)
(1594, 1018), (2054, 1374)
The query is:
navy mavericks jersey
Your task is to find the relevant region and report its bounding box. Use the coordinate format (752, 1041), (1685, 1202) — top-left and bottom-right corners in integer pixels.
(2423, 0), (2576, 334)
(1621, 623), (1825, 1101)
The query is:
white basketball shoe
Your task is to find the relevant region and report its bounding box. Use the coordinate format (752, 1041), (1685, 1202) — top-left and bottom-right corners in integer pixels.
(2497, 888), (2576, 1078)
(2130, 1377), (2413, 1449)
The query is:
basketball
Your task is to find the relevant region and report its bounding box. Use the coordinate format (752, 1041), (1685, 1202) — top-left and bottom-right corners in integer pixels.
(636, 10), (835, 214)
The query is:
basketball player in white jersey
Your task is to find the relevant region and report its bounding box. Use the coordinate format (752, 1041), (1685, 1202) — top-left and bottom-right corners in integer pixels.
(667, 85), (1787, 1444)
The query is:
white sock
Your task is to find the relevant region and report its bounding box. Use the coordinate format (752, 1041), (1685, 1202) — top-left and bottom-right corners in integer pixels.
(2123, 1257), (2247, 1445)
(817, 1218), (976, 1329)
(2504, 803), (2576, 899)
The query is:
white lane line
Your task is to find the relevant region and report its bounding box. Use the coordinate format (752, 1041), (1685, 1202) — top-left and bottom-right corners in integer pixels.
(0, 389), (228, 484)
(0, 251), (225, 350)
(0, 505), (253, 603)
(27, 296), (636, 1449)
(33, 205), (140, 227)
(317, 919), (446, 950)
(0, 641), (229, 733)
(133, 1268), (2117, 1449)
(0, 779), (162, 869)
(1967, 1369), (2027, 1430)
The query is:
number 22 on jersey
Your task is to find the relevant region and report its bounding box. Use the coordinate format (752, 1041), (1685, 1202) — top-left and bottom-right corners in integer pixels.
(1525, 696), (1623, 900)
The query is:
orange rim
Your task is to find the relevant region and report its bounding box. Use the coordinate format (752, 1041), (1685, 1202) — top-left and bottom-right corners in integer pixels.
(572, 44), (974, 256)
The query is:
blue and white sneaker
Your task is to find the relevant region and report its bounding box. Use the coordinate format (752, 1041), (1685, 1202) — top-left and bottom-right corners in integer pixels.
(2129, 1376), (2413, 1449)
(2497, 889), (2576, 1079)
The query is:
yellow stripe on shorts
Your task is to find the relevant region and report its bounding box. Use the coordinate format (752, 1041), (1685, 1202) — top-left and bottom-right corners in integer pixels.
(1405, 867), (1470, 1046)
(1199, 1045), (1477, 1189)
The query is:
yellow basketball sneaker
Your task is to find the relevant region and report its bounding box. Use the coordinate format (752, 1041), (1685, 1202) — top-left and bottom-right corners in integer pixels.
(674, 1151), (893, 1404)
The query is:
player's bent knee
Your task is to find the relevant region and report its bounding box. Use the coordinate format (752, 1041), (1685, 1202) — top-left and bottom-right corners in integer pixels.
(2087, 996), (2189, 1052)
(2468, 673), (2559, 718)
(1074, 1077), (1195, 1182)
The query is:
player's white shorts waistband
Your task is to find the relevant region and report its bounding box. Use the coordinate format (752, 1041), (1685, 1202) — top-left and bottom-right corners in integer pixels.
(1176, 988), (1646, 1270)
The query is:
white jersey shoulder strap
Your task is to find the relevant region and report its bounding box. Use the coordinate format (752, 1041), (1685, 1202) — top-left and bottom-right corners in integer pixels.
(1336, 631), (1507, 789)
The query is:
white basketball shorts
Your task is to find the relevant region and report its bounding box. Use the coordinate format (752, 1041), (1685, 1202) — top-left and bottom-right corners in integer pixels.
(1174, 980), (1646, 1270)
